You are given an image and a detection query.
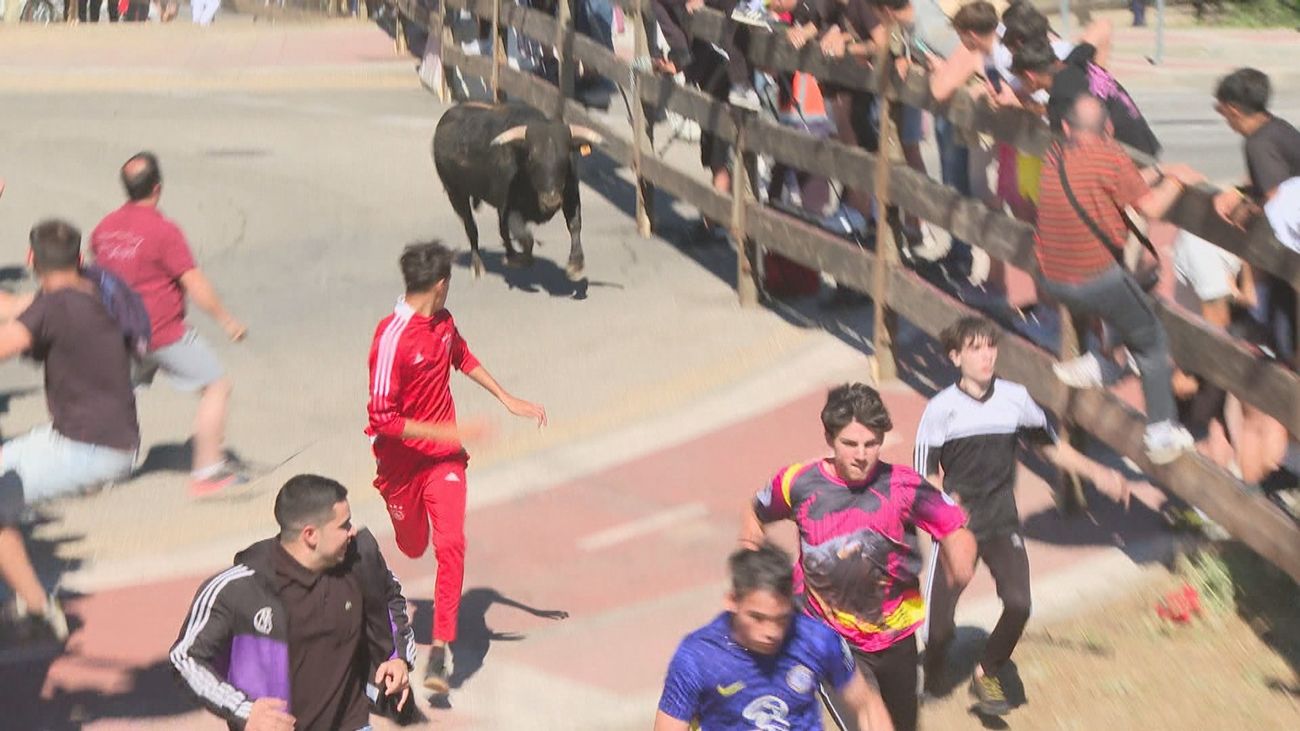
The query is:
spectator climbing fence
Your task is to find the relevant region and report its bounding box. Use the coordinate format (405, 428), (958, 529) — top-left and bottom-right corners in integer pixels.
(392, 0), (1300, 584)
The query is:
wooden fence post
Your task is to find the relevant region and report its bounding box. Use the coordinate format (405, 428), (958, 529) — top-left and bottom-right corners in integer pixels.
(630, 0), (655, 237)
(490, 0), (503, 102)
(870, 35), (899, 383)
(553, 0), (573, 119)
(1057, 307), (1090, 514)
(733, 122), (760, 307)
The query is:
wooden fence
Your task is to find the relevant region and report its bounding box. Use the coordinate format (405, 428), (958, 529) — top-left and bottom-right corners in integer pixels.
(393, 0), (1300, 584)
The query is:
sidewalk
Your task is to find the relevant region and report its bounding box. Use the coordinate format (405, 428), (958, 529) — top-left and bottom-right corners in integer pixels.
(0, 322), (1176, 730)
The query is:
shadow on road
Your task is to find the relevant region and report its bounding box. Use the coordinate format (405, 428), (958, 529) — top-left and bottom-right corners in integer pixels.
(0, 524), (191, 730)
(452, 249), (622, 300)
(0, 656), (198, 731)
(410, 587), (568, 691)
(0, 265), (28, 285)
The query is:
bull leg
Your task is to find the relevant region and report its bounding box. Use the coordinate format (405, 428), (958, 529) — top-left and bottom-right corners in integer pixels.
(448, 191), (484, 278)
(506, 210), (536, 268)
(498, 208), (523, 266)
(562, 168), (584, 281)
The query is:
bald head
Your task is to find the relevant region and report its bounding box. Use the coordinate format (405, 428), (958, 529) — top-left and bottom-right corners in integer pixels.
(121, 152), (162, 202)
(1064, 95), (1108, 138)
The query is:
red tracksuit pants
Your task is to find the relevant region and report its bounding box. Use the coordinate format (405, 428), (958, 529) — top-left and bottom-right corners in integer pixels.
(378, 457), (467, 643)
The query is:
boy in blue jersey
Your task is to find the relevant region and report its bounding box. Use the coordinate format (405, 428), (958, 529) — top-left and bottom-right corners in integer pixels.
(654, 543), (894, 731)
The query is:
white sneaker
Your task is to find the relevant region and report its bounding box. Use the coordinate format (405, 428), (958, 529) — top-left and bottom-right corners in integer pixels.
(729, 86), (762, 112)
(1054, 353), (1104, 389)
(730, 6), (771, 28)
(1143, 421), (1195, 465)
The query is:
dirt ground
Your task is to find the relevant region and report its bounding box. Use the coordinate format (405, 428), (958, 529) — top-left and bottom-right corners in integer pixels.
(915, 544), (1300, 731)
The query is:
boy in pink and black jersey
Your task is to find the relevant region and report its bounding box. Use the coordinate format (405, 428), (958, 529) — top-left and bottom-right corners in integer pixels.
(740, 383), (976, 731)
(366, 240), (546, 694)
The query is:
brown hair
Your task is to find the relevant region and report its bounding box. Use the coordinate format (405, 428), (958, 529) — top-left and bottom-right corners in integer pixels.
(939, 316), (1000, 355)
(821, 383), (893, 440)
(953, 1), (999, 35)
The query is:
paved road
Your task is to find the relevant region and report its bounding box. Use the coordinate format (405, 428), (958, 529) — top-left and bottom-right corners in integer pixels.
(0, 15), (1294, 731)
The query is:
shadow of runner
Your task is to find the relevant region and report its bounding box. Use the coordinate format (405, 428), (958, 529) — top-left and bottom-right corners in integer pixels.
(410, 587), (569, 692)
(0, 658), (200, 731)
(0, 522), (182, 731)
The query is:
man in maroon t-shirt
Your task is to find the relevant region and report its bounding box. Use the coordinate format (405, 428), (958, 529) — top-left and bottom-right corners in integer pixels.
(91, 152), (248, 496)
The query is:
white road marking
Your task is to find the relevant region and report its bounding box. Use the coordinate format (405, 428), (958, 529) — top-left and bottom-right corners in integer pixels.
(577, 502), (709, 552)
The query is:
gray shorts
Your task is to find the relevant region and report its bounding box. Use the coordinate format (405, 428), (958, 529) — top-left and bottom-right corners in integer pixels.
(0, 425), (136, 523)
(135, 328), (225, 393)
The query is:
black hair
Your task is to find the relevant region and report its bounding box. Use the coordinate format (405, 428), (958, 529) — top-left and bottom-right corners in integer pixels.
(1011, 37), (1058, 75)
(953, 2), (1000, 35)
(940, 316), (1001, 355)
(29, 219), (81, 273)
(821, 382), (893, 440)
(274, 474), (348, 542)
(121, 152), (162, 202)
(1002, 3), (1049, 50)
(1214, 68), (1271, 115)
(400, 240), (454, 294)
(729, 543), (794, 601)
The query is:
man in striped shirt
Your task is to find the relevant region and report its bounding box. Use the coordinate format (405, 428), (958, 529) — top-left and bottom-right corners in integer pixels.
(366, 240), (546, 693)
(1035, 95), (1203, 465)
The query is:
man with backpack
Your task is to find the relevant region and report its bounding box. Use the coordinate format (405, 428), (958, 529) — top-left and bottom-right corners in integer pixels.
(91, 152), (248, 497)
(0, 219), (141, 644)
(1034, 95), (1203, 465)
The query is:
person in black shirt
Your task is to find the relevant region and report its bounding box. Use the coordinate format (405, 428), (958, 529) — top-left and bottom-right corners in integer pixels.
(0, 219), (140, 646)
(1012, 38), (1161, 157)
(1212, 68), (1300, 223)
(172, 474), (415, 731)
(914, 316), (1128, 716)
(1212, 67), (1300, 366)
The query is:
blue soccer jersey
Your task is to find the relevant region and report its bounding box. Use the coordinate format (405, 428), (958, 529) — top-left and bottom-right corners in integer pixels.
(657, 612), (857, 730)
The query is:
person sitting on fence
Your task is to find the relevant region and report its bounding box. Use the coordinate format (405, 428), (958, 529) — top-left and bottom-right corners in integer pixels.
(1212, 67), (1300, 369)
(680, 0), (769, 241)
(649, 0), (696, 74)
(790, 0), (884, 238)
(1035, 94), (1204, 465)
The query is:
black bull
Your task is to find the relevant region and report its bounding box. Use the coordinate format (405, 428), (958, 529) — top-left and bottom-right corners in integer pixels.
(432, 102), (602, 281)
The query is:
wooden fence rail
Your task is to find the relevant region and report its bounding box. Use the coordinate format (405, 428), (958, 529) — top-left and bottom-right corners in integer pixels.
(397, 0), (1300, 584)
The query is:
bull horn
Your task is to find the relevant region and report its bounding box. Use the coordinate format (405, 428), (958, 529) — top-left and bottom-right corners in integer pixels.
(490, 126), (529, 146)
(568, 125), (604, 146)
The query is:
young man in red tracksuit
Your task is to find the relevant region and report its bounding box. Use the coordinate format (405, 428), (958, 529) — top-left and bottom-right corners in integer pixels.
(366, 240), (546, 693)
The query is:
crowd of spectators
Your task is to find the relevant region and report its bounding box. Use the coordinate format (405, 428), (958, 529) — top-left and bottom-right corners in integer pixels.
(427, 0), (1300, 502)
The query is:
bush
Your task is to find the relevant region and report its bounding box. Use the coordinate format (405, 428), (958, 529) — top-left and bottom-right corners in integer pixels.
(1217, 0), (1300, 28)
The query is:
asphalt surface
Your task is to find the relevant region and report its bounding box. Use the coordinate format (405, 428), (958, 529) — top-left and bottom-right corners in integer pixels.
(0, 14), (1295, 730)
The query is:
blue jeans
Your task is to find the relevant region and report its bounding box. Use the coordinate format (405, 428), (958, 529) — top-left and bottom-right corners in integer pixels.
(575, 0), (614, 50)
(934, 116), (973, 272)
(1041, 265), (1177, 425)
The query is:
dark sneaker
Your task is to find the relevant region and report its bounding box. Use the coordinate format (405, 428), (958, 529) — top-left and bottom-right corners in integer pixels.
(970, 672), (1011, 716)
(423, 645), (452, 694)
(9, 593), (69, 644)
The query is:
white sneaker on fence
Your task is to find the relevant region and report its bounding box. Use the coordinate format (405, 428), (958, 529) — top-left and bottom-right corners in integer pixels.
(1053, 353), (1104, 389)
(730, 5), (771, 28)
(729, 86), (762, 111)
(1143, 421), (1195, 465)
